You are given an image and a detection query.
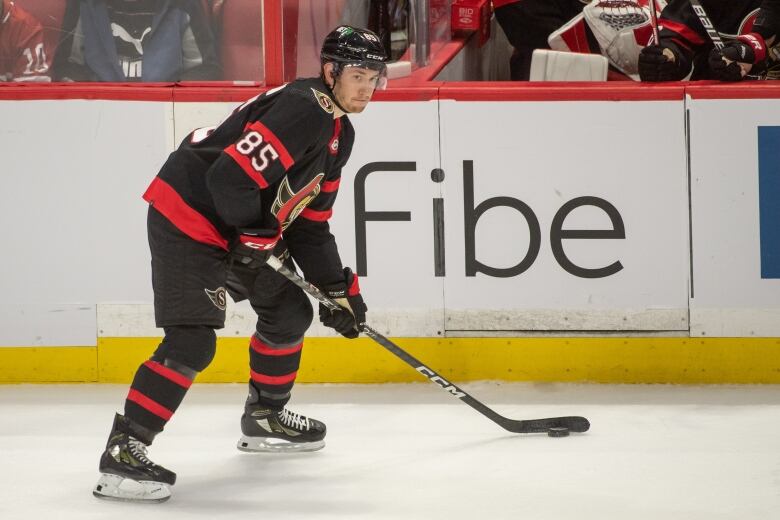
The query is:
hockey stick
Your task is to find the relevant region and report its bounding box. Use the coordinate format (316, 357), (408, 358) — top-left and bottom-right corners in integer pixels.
(687, 0), (724, 49)
(648, 0), (660, 45)
(688, 0), (764, 80)
(266, 255), (590, 435)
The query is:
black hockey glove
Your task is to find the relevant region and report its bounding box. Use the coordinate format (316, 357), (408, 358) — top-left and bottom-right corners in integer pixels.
(708, 33), (767, 82)
(319, 267), (367, 339)
(229, 229), (278, 270)
(638, 44), (690, 82)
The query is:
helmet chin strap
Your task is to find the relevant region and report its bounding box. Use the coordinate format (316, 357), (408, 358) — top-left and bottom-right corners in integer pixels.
(321, 70), (351, 114)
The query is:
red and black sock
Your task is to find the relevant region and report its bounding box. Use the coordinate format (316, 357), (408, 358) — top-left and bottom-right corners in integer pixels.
(248, 333), (303, 409)
(124, 359), (194, 436)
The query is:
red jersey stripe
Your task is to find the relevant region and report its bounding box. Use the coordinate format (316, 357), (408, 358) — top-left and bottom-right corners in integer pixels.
(322, 178), (340, 192)
(250, 369), (298, 385)
(328, 118), (342, 156)
(225, 145), (270, 188)
(126, 389), (174, 420)
(245, 120), (294, 170)
(250, 335), (303, 356)
(143, 360), (193, 389)
(142, 177), (229, 250)
(661, 19), (706, 45)
(300, 207), (332, 222)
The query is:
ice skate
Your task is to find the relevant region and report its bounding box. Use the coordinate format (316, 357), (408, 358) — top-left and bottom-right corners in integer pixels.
(93, 413), (175, 503)
(237, 386), (326, 452)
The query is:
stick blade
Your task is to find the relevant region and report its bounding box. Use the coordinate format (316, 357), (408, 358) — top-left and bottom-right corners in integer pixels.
(499, 416), (590, 434)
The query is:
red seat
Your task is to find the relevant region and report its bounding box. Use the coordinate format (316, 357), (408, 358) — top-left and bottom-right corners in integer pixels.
(12, 0), (66, 61)
(217, 0), (264, 82)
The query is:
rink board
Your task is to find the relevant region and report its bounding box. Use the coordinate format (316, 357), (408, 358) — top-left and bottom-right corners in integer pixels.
(685, 87), (780, 337)
(0, 84), (779, 383)
(2, 336), (780, 384)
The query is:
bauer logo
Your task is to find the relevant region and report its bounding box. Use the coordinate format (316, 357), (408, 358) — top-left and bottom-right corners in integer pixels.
(757, 127), (780, 278)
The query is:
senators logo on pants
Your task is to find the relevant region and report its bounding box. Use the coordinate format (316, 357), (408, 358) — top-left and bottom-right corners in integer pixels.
(205, 287), (227, 310)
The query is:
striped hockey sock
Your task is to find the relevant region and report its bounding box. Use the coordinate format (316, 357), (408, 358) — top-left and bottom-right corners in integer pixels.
(248, 333), (303, 409)
(124, 360), (194, 436)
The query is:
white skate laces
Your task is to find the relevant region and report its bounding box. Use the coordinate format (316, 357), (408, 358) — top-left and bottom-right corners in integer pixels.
(278, 408), (310, 431)
(237, 406), (325, 453)
(127, 438), (152, 465)
(95, 436), (174, 503)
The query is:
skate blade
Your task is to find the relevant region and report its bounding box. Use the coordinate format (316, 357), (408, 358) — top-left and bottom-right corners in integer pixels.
(236, 435), (325, 453)
(93, 473), (171, 503)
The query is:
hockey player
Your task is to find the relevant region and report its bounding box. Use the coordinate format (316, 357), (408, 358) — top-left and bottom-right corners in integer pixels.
(638, 0), (780, 81)
(93, 25), (387, 503)
(0, 0), (52, 82)
(545, 0), (667, 81)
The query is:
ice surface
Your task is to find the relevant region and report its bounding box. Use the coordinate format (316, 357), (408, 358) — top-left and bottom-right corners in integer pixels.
(2, 382), (779, 519)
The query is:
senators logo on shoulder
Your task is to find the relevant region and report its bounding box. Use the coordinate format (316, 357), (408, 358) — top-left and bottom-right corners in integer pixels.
(312, 89), (335, 114)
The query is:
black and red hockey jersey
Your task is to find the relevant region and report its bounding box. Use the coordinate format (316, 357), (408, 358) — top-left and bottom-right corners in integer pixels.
(658, 0), (780, 78)
(143, 77), (354, 287)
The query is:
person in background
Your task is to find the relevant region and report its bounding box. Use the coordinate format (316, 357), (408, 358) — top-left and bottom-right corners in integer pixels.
(53, 0), (219, 82)
(492, 0), (591, 80)
(0, 0), (52, 81)
(368, 0), (409, 61)
(544, 0), (666, 81)
(638, 0), (780, 81)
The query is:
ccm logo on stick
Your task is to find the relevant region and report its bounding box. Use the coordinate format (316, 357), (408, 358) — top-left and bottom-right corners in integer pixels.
(416, 366), (466, 398)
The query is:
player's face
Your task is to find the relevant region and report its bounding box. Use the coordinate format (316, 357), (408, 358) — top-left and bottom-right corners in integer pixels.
(333, 67), (381, 113)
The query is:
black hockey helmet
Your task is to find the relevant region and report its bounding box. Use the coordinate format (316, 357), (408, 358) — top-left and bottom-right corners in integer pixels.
(321, 26), (389, 89)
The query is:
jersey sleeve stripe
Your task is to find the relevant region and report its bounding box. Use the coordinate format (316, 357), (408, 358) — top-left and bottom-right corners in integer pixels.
(224, 146), (270, 188)
(322, 178), (340, 192)
(245, 120), (295, 170)
(300, 207), (333, 222)
(661, 19), (706, 46)
(142, 177), (229, 250)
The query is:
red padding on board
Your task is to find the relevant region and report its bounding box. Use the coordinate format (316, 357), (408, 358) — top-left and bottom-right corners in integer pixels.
(0, 81), (778, 102)
(439, 82), (687, 101)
